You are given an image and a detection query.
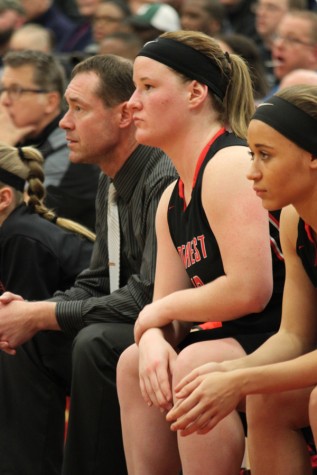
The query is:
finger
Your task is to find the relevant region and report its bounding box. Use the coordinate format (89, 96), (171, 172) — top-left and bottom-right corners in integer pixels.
(166, 393), (199, 422)
(139, 376), (153, 407)
(0, 341), (16, 355)
(174, 378), (201, 399)
(174, 370), (200, 393)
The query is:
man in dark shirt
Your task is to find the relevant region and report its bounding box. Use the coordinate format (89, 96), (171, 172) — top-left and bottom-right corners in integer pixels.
(0, 54), (177, 475)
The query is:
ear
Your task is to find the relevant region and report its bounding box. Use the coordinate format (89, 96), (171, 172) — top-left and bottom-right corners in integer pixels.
(44, 91), (61, 114)
(187, 80), (209, 109)
(0, 186), (13, 211)
(310, 154), (317, 168)
(116, 101), (134, 129)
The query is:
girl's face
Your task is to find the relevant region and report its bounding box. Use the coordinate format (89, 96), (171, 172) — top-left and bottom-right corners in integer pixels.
(247, 119), (313, 210)
(128, 56), (190, 150)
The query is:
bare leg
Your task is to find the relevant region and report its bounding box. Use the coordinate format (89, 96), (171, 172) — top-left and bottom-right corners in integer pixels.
(247, 388), (313, 475)
(309, 385), (317, 444)
(173, 339), (247, 475)
(117, 344), (181, 475)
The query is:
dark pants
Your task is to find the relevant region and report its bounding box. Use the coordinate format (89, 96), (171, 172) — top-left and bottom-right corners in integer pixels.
(0, 323), (134, 475)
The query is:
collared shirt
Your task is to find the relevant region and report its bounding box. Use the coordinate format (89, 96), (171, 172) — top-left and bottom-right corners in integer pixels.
(53, 144), (177, 334)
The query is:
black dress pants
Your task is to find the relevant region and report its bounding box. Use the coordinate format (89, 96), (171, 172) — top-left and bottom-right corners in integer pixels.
(0, 322), (134, 475)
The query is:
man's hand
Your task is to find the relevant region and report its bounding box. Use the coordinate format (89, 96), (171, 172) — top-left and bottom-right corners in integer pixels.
(0, 105), (36, 145)
(0, 300), (59, 355)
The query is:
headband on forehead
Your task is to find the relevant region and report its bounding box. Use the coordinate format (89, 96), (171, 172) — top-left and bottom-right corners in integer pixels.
(0, 168), (25, 192)
(252, 95), (317, 155)
(137, 37), (230, 101)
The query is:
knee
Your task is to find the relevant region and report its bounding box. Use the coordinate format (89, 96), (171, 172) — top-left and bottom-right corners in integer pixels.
(117, 344), (139, 405)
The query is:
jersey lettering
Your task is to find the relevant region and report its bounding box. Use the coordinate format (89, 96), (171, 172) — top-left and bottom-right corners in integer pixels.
(177, 235), (207, 269)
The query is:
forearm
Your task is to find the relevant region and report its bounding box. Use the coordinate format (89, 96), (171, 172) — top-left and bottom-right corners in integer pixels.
(237, 348), (317, 396)
(151, 274), (271, 326)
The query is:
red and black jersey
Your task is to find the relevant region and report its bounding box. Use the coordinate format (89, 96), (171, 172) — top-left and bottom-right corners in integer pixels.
(168, 129), (285, 336)
(297, 218), (317, 287)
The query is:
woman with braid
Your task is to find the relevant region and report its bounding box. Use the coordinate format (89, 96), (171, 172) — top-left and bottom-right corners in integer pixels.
(117, 31), (285, 474)
(0, 143), (94, 300)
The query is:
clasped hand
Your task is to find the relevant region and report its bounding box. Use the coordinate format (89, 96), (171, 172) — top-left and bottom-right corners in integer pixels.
(0, 292), (34, 355)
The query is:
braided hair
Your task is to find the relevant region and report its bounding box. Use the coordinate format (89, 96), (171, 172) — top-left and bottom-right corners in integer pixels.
(0, 143), (95, 242)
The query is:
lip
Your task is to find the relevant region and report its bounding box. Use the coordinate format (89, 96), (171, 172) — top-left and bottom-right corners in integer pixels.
(132, 116), (143, 125)
(253, 187), (267, 197)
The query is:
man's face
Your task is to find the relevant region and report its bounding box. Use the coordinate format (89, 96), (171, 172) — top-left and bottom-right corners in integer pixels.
(272, 14), (317, 79)
(255, 0), (288, 41)
(60, 71), (121, 167)
(0, 64), (52, 132)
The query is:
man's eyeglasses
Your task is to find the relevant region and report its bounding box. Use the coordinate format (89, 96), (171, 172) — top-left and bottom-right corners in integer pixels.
(0, 85), (49, 101)
(273, 34), (315, 48)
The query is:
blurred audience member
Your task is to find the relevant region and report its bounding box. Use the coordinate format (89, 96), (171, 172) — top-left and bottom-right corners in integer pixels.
(87, 0), (132, 53)
(0, 50), (99, 230)
(0, 0), (25, 67)
(127, 3), (180, 42)
(99, 30), (142, 59)
(253, 0), (308, 87)
(217, 32), (269, 101)
(269, 9), (317, 94)
(180, 0), (225, 36)
(63, 0), (101, 52)
(279, 67), (317, 88)
(20, 0), (77, 53)
(219, 0), (259, 43)
(9, 23), (54, 52)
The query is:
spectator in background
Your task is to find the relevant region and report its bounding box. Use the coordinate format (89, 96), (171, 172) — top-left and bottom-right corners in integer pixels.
(218, 0), (259, 43)
(180, 0), (226, 37)
(269, 10), (317, 94)
(279, 67), (317, 88)
(20, 0), (77, 53)
(86, 0), (132, 53)
(0, 50), (99, 230)
(9, 23), (54, 52)
(127, 3), (180, 42)
(99, 30), (143, 59)
(0, 0), (25, 69)
(62, 0), (101, 52)
(217, 33), (269, 102)
(253, 0), (308, 88)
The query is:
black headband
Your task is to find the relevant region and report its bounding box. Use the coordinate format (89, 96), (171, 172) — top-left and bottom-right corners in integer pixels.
(252, 95), (317, 155)
(137, 37), (230, 101)
(0, 168), (25, 192)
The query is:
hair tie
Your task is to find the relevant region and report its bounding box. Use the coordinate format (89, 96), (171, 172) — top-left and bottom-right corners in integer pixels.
(224, 51), (231, 64)
(51, 214), (58, 224)
(17, 147), (25, 161)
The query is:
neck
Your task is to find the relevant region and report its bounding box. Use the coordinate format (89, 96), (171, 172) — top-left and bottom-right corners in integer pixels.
(99, 131), (139, 179)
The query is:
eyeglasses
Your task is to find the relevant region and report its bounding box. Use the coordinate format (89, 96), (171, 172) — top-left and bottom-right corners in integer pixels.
(0, 85), (49, 101)
(273, 34), (315, 48)
(252, 2), (286, 14)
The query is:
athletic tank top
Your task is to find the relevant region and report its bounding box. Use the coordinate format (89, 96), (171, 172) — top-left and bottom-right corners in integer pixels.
(297, 218), (317, 287)
(167, 129), (285, 335)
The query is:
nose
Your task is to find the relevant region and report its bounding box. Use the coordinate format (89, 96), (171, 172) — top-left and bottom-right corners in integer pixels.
(59, 109), (72, 130)
(127, 90), (141, 111)
(246, 159), (262, 182)
(0, 91), (11, 106)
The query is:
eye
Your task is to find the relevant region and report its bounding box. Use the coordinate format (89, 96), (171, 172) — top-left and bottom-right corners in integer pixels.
(248, 150), (254, 160)
(260, 151), (270, 160)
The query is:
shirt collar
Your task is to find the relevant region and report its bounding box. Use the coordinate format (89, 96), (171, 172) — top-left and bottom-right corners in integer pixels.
(112, 144), (153, 203)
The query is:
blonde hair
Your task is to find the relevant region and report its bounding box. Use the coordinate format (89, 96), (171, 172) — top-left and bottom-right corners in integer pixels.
(160, 30), (256, 139)
(0, 143), (95, 242)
